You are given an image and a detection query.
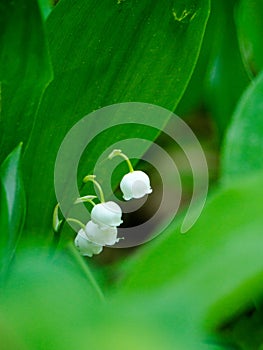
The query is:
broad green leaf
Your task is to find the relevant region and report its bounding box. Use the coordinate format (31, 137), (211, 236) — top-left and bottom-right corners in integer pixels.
(177, 0), (250, 138)
(0, 0), (53, 164)
(236, 0), (263, 77)
(118, 172), (263, 329)
(22, 0), (210, 244)
(176, 0), (218, 116)
(0, 144), (25, 277)
(221, 71), (263, 182)
(203, 0), (250, 136)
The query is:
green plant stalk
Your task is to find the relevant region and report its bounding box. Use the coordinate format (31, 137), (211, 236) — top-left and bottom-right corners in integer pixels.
(67, 242), (105, 303)
(108, 149), (134, 173)
(82, 175), (105, 202)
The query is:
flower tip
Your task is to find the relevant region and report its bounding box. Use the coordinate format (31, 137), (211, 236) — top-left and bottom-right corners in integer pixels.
(123, 194), (132, 201)
(108, 149), (122, 159)
(83, 174), (96, 183)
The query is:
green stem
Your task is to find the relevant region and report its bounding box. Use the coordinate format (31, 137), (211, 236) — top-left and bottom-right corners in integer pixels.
(108, 149), (134, 172)
(66, 218), (86, 231)
(67, 242), (105, 303)
(51, 181), (89, 256)
(82, 175), (105, 202)
(86, 199), (96, 206)
(74, 195), (97, 206)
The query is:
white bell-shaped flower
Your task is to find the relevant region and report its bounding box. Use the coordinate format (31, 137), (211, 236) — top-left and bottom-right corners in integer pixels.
(85, 220), (119, 246)
(91, 201), (123, 228)
(74, 229), (103, 257)
(120, 170), (152, 200)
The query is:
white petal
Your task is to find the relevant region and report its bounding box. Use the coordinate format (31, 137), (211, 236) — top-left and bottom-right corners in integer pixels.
(74, 229), (103, 257)
(91, 201), (123, 228)
(120, 170), (152, 200)
(85, 220), (118, 246)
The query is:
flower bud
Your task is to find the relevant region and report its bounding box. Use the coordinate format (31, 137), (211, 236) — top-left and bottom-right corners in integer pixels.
(85, 220), (119, 246)
(91, 201), (123, 228)
(120, 170), (152, 200)
(74, 229), (103, 257)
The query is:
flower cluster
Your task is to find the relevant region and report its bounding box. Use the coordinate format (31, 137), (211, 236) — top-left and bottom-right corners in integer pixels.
(74, 200), (123, 257)
(53, 150), (152, 257)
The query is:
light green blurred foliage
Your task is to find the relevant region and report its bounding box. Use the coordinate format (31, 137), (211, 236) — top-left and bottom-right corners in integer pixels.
(222, 70), (263, 181)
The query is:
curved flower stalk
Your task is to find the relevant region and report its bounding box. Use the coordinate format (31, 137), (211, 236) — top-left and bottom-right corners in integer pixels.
(71, 175), (123, 256)
(82, 175), (105, 202)
(53, 151), (152, 258)
(82, 175), (123, 227)
(53, 175), (126, 258)
(108, 149), (152, 200)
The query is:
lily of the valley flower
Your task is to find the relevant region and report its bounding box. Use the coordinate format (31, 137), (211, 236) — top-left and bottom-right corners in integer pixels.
(74, 229), (103, 257)
(74, 219), (120, 256)
(108, 149), (152, 200)
(74, 217), (121, 256)
(120, 170), (152, 200)
(91, 201), (123, 228)
(84, 220), (120, 246)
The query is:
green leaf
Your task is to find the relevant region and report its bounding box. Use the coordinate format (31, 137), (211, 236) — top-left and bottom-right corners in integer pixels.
(0, 0), (53, 164)
(177, 0), (250, 138)
(176, 0), (219, 116)
(221, 70), (263, 182)
(203, 0), (249, 136)
(236, 0), (263, 77)
(22, 0), (210, 243)
(38, 0), (53, 19)
(0, 144), (25, 277)
(118, 172), (263, 329)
